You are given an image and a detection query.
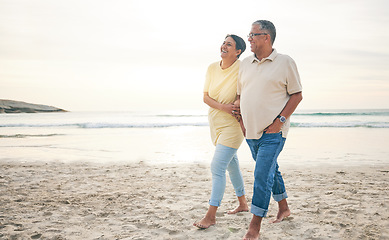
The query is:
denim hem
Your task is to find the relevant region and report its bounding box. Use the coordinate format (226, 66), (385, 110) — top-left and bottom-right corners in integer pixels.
(273, 192), (288, 202)
(235, 189), (246, 197)
(209, 200), (221, 207)
(250, 203), (268, 217)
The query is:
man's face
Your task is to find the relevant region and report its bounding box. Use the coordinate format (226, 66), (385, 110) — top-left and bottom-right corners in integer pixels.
(248, 24), (267, 54)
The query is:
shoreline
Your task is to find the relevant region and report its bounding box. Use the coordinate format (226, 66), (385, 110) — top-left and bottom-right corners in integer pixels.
(1, 160), (388, 239)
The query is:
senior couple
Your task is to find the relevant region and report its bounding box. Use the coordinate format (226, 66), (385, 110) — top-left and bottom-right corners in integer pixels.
(193, 20), (303, 239)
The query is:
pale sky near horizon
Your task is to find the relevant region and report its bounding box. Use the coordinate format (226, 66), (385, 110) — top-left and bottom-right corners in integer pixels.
(1, 0), (388, 112)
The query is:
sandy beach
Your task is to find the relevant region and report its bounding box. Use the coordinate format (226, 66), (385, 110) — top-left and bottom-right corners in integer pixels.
(1, 160), (388, 240)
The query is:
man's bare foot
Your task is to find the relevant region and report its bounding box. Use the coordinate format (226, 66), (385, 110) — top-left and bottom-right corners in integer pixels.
(272, 207), (291, 223)
(243, 231), (260, 240)
(227, 205), (249, 214)
(243, 215), (261, 240)
(193, 217), (216, 229)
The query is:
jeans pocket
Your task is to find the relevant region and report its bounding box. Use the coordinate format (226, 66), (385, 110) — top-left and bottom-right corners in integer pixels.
(263, 131), (282, 136)
(261, 132), (283, 146)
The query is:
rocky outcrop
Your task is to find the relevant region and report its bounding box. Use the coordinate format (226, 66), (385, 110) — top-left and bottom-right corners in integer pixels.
(0, 99), (67, 113)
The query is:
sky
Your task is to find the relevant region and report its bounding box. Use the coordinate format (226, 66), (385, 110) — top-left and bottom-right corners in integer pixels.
(0, 0), (388, 112)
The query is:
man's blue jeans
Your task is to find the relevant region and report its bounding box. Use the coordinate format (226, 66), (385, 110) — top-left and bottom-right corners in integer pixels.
(246, 132), (288, 217)
(209, 144), (246, 207)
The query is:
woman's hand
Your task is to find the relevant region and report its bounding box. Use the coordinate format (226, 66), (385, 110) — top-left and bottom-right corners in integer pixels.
(204, 92), (242, 118)
(222, 103), (235, 116)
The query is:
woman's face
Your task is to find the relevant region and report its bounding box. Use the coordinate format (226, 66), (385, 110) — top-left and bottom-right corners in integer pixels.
(220, 36), (240, 59)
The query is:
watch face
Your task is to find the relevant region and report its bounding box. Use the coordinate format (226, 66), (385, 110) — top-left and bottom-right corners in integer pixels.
(280, 116), (286, 123)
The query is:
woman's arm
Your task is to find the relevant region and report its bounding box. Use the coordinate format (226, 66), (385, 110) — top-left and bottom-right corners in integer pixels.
(203, 92), (245, 135)
(203, 92), (234, 115)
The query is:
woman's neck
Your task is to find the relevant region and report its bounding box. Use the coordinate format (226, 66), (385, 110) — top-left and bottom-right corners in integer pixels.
(220, 57), (237, 70)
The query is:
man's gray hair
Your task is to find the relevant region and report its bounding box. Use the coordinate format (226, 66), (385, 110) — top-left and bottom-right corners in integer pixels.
(253, 20), (276, 45)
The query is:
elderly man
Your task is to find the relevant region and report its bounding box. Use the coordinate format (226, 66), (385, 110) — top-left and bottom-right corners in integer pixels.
(234, 20), (303, 240)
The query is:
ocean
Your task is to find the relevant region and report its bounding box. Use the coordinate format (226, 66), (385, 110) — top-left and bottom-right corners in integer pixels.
(1, 109), (388, 166)
(1, 109), (388, 130)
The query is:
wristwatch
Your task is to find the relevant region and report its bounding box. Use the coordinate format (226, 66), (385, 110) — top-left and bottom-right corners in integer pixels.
(277, 115), (286, 123)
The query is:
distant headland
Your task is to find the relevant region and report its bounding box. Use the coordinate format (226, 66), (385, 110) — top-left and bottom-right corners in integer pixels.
(0, 99), (67, 113)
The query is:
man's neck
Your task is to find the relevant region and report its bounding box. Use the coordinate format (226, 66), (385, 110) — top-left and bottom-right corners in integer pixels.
(254, 48), (273, 61)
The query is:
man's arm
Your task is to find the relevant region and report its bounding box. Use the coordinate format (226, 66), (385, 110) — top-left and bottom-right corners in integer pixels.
(233, 95), (246, 136)
(265, 92), (303, 133)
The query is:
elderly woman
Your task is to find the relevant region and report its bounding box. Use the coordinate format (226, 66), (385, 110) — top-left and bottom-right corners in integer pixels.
(194, 34), (248, 229)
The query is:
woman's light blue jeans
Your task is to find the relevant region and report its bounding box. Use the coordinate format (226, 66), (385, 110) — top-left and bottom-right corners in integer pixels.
(209, 144), (246, 207)
(246, 132), (288, 217)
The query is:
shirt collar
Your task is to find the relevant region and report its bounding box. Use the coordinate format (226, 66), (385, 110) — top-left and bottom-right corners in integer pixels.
(251, 49), (278, 64)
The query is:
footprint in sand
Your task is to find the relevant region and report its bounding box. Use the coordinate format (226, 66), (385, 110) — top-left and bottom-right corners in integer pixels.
(31, 233), (42, 239)
(228, 227), (240, 233)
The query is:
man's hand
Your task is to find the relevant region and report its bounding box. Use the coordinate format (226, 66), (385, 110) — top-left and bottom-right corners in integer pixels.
(232, 99), (246, 136)
(264, 119), (283, 133)
(232, 99), (241, 118)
